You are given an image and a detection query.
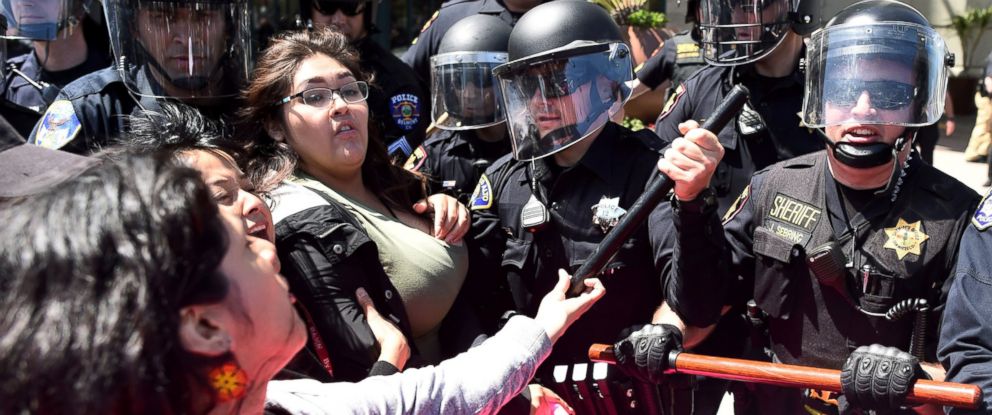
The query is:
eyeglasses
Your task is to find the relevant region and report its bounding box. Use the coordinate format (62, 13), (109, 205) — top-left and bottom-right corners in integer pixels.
(313, 0), (366, 16)
(823, 79), (916, 111)
(276, 81), (369, 107)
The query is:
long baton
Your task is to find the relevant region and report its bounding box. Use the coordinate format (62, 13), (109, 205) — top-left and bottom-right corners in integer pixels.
(587, 344), (981, 409)
(568, 84), (750, 296)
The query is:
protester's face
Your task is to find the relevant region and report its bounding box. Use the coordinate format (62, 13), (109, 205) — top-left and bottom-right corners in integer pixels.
(186, 150), (275, 243)
(280, 53), (369, 179)
(11, 0), (61, 26)
(311, 5), (364, 41)
(216, 205), (306, 379)
(823, 58), (914, 146)
(136, 4), (227, 89)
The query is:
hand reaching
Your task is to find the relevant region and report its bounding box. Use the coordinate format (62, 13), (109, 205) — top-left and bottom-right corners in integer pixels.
(533, 269), (606, 343)
(356, 287), (410, 370)
(413, 193), (470, 244)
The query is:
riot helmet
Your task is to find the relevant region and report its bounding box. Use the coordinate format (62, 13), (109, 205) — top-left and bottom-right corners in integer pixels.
(103, 0), (252, 101)
(803, 0), (952, 169)
(493, 0), (633, 161)
(300, 0), (376, 40)
(0, 0), (91, 40)
(698, 0), (822, 65)
(430, 14), (511, 131)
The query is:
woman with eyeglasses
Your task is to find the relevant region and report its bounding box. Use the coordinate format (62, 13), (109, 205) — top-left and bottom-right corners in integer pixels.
(0, 151), (606, 414)
(234, 27), (483, 383)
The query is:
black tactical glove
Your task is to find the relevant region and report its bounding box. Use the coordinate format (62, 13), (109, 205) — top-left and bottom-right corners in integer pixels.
(613, 324), (684, 384)
(840, 344), (928, 411)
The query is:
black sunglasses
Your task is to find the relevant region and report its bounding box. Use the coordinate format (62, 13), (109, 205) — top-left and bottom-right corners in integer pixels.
(313, 0), (366, 16)
(519, 76), (584, 99)
(823, 79), (916, 111)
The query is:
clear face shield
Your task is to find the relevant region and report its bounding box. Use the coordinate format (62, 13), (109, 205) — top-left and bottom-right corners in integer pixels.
(104, 0), (253, 100)
(1, 0), (76, 40)
(698, 0), (794, 65)
(430, 51), (508, 130)
(802, 23), (950, 129)
(494, 42), (632, 161)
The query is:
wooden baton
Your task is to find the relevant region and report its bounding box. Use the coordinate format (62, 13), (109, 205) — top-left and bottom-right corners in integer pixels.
(588, 344), (981, 409)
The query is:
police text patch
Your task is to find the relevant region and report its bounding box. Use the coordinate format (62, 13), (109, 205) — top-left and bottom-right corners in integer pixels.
(390, 94), (421, 131)
(469, 174), (493, 211)
(973, 188), (992, 231)
(765, 193), (821, 245)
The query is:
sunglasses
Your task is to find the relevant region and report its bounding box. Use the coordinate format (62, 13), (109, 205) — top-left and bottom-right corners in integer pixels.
(313, 0), (366, 16)
(450, 72), (495, 89)
(823, 79), (916, 111)
(519, 77), (584, 99)
(276, 81), (369, 108)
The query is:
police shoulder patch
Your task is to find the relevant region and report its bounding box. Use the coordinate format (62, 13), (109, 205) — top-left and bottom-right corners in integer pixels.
(32, 100), (81, 149)
(390, 94), (421, 131)
(469, 174), (493, 211)
(658, 83), (686, 121)
(972, 188), (992, 231)
(722, 184), (750, 224)
(403, 146), (427, 171)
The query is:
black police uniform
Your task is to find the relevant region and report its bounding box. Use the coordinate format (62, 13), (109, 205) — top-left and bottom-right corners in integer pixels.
(653, 58), (822, 212)
(26, 66), (236, 154)
(405, 128), (510, 204)
(4, 38), (111, 115)
(469, 122), (670, 369)
(401, 0), (524, 89)
(670, 151), (978, 413)
(635, 29), (706, 104)
(938, 191), (992, 414)
(355, 36), (429, 158)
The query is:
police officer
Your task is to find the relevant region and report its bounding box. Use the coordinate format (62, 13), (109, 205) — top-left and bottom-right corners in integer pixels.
(1, 0), (110, 115)
(652, 0), (825, 210)
(404, 14), (512, 205)
(469, 0), (670, 390)
(617, 2), (978, 413)
(302, 0), (428, 159)
(0, 16), (46, 137)
(628, 0), (705, 106)
(938, 194), (992, 414)
(27, 0), (252, 154)
(401, 0), (544, 91)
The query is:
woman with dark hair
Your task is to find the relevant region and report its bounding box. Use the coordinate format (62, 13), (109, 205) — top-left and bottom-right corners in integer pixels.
(122, 101), (410, 372)
(236, 27), (478, 381)
(0, 152), (604, 414)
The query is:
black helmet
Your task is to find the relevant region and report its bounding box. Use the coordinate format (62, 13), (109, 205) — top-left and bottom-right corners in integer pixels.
(803, 0), (952, 171)
(697, 0), (824, 65)
(802, 0), (951, 129)
(431, 14), (512, 130)
(103, 0), (253, 100)
(494, 1), (633, 161)
(300, 0), (376, 36)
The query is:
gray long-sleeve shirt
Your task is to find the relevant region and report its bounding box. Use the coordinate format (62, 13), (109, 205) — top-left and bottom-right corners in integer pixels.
(265, 316), (551, 414)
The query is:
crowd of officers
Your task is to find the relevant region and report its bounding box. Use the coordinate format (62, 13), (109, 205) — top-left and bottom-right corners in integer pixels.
(4, 0), (992, 413)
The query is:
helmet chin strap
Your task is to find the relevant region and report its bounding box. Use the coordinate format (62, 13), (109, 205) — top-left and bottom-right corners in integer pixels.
(819, 128), (915, 200)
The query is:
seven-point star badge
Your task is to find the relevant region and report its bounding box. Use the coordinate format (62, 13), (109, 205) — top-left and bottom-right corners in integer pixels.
(883, 218), (929, 260)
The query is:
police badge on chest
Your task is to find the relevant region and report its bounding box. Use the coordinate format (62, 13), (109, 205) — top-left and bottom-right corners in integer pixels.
(592, 196), (626, 233)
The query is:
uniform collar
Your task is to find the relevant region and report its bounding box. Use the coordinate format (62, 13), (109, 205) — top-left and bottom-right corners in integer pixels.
(480, 0), (508, 14)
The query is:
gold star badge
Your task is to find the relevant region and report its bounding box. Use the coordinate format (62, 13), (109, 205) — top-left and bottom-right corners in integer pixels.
(883, 218), (929, 260)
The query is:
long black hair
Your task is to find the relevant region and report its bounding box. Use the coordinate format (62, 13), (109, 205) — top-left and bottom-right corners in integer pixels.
(0, 153), (230, 414)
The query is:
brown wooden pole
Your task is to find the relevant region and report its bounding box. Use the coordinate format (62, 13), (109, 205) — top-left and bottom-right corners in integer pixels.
(588, 344), (981, 409)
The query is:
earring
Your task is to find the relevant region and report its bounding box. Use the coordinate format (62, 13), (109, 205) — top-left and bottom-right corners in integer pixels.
(209, 361), (248, 402)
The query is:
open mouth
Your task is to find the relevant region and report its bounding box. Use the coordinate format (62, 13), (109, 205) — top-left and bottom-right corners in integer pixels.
(247, 221), (268, 240)
(841, 126), (882, 144)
